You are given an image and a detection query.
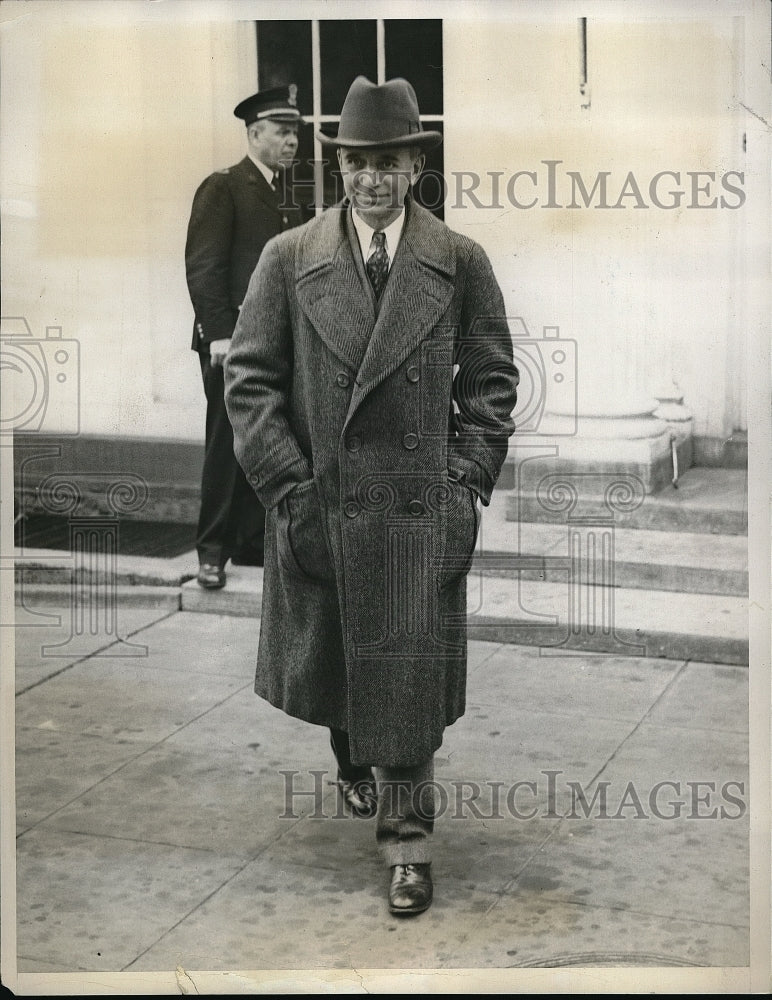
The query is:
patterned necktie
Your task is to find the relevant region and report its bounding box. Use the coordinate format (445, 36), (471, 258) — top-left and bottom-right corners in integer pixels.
(271, 171), (279, 192)
(366, 231), (390, 300)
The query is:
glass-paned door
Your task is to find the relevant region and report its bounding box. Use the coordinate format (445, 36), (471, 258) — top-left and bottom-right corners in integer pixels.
(257, 18), (444, 218)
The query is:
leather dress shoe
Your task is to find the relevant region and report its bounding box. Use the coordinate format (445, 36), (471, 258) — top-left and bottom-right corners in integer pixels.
(197, 563), (226, 589)
(336, 772), (377, 818)
(388, 863), (433, 915)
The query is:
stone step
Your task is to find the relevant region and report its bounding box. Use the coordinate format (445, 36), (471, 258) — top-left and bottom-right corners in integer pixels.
(181, 565), (263, 617)
(178, 567), (748, 666)
(506, 467), (748, 535)
(462, 576), (748, 666)
(14, 494), (748, 601)
(12, 548), (197, 588)
(477, 496), (748, 596)
(13, 571), (745, 665)
(14, 583), (181, 611)
(14, 494), (748, 611)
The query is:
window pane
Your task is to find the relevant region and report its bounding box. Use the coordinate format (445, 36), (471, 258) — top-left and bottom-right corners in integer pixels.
(384, 20), (443, 115)
(257, 20), (313, 116)
(284, 125), (317, 222)
(320, 20), (377, 115)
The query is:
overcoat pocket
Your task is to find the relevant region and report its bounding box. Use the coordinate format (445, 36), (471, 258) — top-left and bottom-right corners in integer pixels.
(439, 479), (480, 588)
(277, 479), (335, 583)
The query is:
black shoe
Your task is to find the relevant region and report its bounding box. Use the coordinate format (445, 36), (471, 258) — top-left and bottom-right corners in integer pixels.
(197, 563), (226, 589)
(336, 772), (377, 818)
(388, 863), (433, 915)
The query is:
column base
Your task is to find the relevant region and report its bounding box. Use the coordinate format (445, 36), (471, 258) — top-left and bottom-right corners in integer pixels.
(512, 409), (674, 493)
(502, 406), (687, 522)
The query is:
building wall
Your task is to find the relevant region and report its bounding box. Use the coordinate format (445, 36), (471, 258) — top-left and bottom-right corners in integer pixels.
(1, 6), (752, 453)
(2, 12), (256, 441)
(443, 14), (746, 440)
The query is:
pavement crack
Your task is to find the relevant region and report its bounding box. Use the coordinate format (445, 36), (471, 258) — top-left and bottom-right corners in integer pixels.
(14, 607), (179, 697)
(584, 658), (691, 788)
(175, 965), (200, 994)
(484, 821), (564, 913)
(350, 966), (369, 993)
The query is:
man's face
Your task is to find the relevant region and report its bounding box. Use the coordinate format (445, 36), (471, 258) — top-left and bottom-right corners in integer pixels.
(337, 146), (424, 229)
(249, 120), (299, 171)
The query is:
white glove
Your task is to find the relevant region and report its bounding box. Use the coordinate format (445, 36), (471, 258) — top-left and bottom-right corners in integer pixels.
(209, 338), (231, 367)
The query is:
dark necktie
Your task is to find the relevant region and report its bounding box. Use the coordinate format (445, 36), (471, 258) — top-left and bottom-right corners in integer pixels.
(271, 171), (279, 192)
(366, 231), (389, 300)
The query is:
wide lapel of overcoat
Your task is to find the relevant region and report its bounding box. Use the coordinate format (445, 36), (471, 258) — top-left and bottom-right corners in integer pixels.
(346, 199), (457, 421)
(295, 203), (376, 371)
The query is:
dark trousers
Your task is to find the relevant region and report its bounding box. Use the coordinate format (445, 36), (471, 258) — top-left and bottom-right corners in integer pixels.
(197, 352), (265, 568)
(329, 727), (435, 866)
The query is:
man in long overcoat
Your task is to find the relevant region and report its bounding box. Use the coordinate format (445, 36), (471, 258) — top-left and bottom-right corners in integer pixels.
(225, 76), (518, 915)
(186, 85), (305, 588)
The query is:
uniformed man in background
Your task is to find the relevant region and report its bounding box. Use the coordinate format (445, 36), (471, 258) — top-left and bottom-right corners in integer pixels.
(186, 85), (305, 588)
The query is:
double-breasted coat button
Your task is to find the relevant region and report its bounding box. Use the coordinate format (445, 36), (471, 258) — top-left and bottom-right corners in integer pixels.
(408, 499), (425, 516)
(282, 215), (288, 224)
(346, 434), (362, 452)
(344, 500), (360, 518)
(403, 432), (419, 450)
(197, 323), (203, 333)
(336, 372), (351, 388)
(406, 365), (420, 382)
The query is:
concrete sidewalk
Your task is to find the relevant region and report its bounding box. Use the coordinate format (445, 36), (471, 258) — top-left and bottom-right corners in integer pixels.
(10, 596), (750, 985)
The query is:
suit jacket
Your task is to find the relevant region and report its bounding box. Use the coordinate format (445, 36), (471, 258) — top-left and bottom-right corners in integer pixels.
(225, 197), (519, 766)
(185, 156), (304, 351)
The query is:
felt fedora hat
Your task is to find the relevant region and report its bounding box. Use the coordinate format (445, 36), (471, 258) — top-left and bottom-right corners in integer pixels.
(318, 76), (442, 150)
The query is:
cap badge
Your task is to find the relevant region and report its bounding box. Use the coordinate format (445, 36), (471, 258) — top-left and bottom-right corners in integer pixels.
(288, 84), (298, 107)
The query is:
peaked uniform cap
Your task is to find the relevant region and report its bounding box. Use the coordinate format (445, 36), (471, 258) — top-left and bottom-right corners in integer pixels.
(234, 84), (305, 126)
(318, 76), (442, 150)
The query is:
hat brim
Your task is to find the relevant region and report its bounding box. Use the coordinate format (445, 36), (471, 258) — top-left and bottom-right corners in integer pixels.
(317, 129), (442, 151)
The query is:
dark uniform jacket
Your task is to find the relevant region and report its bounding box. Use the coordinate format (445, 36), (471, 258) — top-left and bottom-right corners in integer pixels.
(225, 197), (518, 767)
(186, 155), (304, 351)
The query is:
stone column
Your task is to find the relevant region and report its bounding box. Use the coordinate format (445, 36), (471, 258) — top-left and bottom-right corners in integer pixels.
(505, 313), (675, 508)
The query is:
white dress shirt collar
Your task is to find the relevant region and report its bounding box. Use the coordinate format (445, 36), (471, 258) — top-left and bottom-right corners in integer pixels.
(351, 205), (406, 268)
(247, 153), (276, 188)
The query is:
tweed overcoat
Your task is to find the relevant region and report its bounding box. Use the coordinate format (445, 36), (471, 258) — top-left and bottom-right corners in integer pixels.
(186, 156), (304, 351)
(225, 197), (518, 767)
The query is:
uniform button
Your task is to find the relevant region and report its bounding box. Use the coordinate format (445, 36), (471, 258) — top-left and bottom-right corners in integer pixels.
(197, 323), (203, 333)
(346, 434), (362, 452)
(403, 432), (419, 450)
(336, 372), (351, 388)
(282, 215), (288, 224)
(344, 500), (360, 518)
(406, 365), (420, 382)
(408, 499), (425, 516)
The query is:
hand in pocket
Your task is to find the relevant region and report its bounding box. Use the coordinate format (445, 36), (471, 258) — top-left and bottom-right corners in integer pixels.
(440, 480), (480, 588)
(279, 480), (335, 583)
